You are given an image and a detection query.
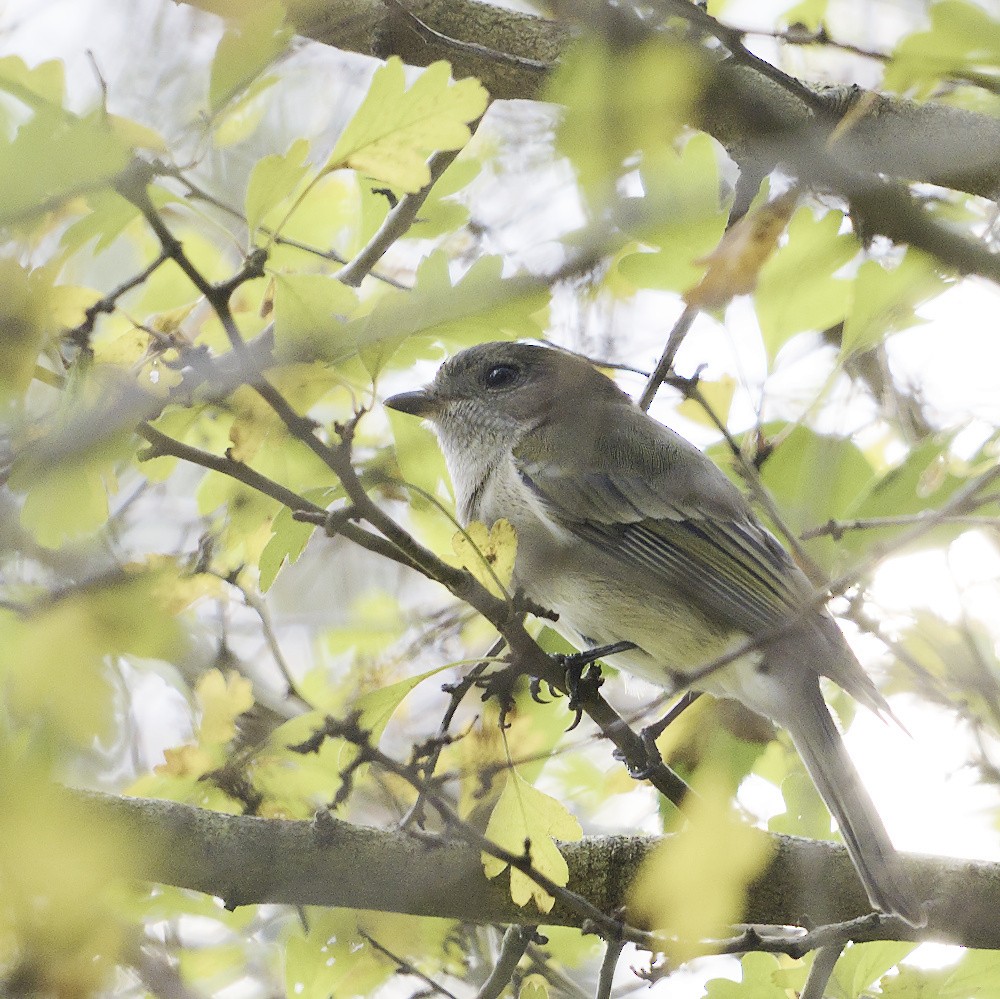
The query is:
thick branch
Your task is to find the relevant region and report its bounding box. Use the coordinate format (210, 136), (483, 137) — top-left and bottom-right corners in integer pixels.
(264, 0), (1000, 199)
(82, 789), (1000, 949)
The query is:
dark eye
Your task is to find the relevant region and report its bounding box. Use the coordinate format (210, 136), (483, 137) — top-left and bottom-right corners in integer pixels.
(482, 364), (520, 389)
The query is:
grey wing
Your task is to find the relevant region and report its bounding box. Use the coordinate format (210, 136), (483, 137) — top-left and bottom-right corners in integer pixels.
(513, 406), (814, 638)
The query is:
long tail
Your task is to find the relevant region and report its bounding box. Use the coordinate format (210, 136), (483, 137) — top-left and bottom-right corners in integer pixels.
(785, 685), (926, 927)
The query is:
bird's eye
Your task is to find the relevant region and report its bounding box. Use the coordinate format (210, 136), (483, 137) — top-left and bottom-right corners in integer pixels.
(482, 364), (520, 389)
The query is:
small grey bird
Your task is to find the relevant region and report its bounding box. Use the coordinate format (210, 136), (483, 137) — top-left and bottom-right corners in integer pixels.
(385, 340), (925, 926)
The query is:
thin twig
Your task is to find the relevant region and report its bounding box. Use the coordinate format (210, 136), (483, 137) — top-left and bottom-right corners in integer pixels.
(239, 585), (311, 705)
(337, 147), (467, 287)
(524, 945), (593, 999)
(597, 938), (625, 999)
(388, 0), (552, 73)
(137, 424), (324, 515)
(712, 913), (886, 957)
(637, 305), (698, 412)
(746, 23), (1000, 97)
(474, 925), (535, 999)
(645, 0), (827, 111)
(401, 637), (507, 829)
(159, 162), (410, 288)
(801, 943), (845, 999)
(64, 251), (170, 348)
(359, 930), (462, 999)
(803, 511), (1000, 540)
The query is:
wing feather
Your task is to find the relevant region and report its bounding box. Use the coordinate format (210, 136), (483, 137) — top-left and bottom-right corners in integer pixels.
(514, 413), (811, 637)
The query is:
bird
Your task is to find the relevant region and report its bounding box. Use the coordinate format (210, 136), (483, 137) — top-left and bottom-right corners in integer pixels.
(385, 339), (926, 926)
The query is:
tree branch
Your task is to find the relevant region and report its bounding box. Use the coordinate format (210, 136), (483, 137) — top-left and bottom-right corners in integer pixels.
(76, 789), (1000, 949)
(251, 0), (1000, 200)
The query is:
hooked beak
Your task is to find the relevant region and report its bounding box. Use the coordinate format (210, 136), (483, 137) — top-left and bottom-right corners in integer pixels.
(384, 388), (441, 418)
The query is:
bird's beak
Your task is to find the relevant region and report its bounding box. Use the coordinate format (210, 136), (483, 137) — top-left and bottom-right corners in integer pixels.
(384, 388), (440, 418)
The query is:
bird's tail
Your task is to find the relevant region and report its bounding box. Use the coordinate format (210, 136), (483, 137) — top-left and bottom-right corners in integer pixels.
(785, 686), (926, 927)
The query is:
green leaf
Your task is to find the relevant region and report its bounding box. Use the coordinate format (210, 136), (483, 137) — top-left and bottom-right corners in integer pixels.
(768, 770), (833, 841)
(208, 3), (291, 112)
(841, 249), (948, 358)
(0, 765), (142, 996)
(840, 436), (965, 553)
(878, 965), (951, 998)
(941, 950), (1000, 999)
(548, 37), (703, 198)
(259, 503), (317, 592)
(408, 154), (479, 238)
(614, 134), (729, 295)
(885, 0), (1000, 97)
(676, 374), (736, 429)
(831, 941), (916, 998)
(779, 0), (829, 30)
(0, 259), (52, 400)
(0, 54), (65, 107)
(351, 662), (454, 745)
(177, 944), (248, 990)
(705, 954), (788, 999)
(388, 407), (451, 500)
(451, 519), (517, 597)
(339, 252), (547, 372)
(755, 207), (859, 360)
(482, 771), (582, 913)
(749, 425), (874, 572)
(60, 188), (142, 256)
(0, 108), (132, 226)
(284, 911), (393, 999)
(0, 572), (185, 746)
(272, 272), (359, 359)
(245, 137), (312, 236)
(520, 974), (550, 999)
(212, 74), (278, 148)
(19, 460), (110, 547)
(325, 58), (488, 192)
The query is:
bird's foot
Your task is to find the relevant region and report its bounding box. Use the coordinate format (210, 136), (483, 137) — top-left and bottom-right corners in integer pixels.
(555, 641), (636, 731)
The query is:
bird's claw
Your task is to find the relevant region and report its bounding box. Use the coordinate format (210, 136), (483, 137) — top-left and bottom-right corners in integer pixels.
(529, 676), (553, 704)
(611, 735), (662, 781)
(550, 641), (637, 732)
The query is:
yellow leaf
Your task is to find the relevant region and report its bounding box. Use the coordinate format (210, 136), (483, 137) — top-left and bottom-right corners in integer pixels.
(676, 375), (737, 429)
(0, 260), (64, 399)
(106, 112), (168, 153)
(197, 669), (255, 746)
(226, 383), (286, 462)
(482, 771), (582, 913)
(452, 519), (517, 597)
(520, 974), (550, 999)
(155, 743), (215, 778)
(684, 189), (800, 310)
(325, 58), (488, 192)
(627, 766), (772, 962)
(93, 325), (148, 367)
(19, 457), (111, 548)
(208, 2), (290, 112)
(149, 562), (225, 614)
